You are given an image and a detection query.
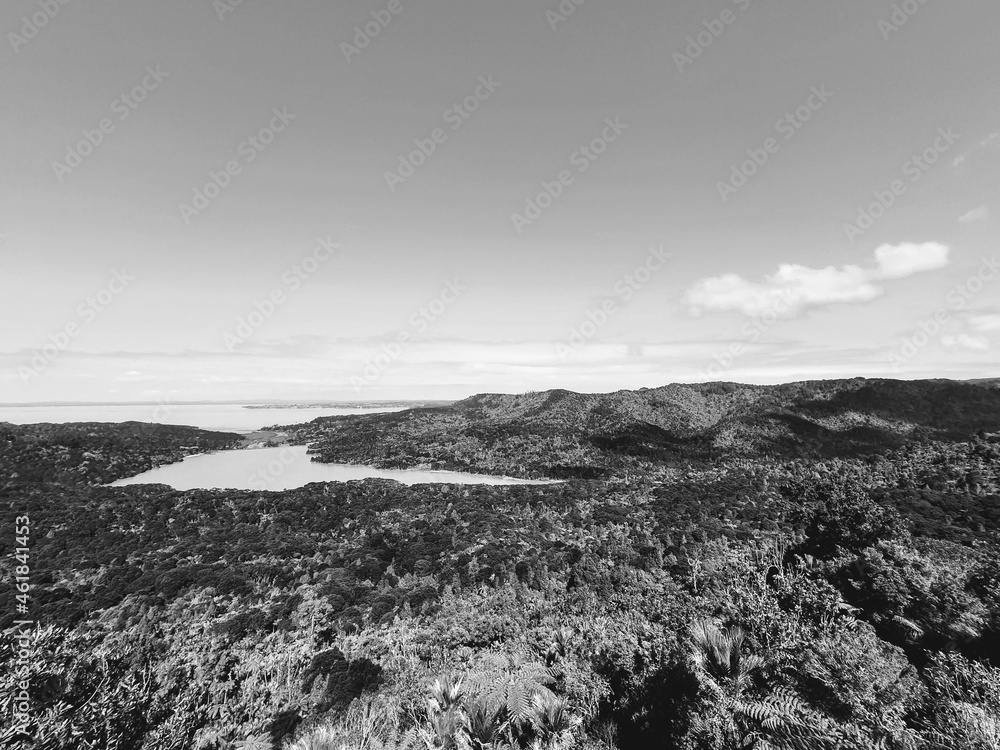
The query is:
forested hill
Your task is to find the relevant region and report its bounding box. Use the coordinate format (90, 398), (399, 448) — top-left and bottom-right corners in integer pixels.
(281, 378), (1000, 478)
(0, 421), (241, 488)
(452, 378), (1000, 434)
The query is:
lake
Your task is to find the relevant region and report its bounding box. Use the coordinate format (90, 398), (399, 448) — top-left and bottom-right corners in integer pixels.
(0, 403), (405, 433)
(109, 445), (558, 490)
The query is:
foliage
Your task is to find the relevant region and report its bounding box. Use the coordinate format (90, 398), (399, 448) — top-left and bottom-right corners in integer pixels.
(2, 388), (1000, 749)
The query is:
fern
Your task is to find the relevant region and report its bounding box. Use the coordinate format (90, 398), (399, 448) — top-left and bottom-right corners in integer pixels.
(892, 615), (925, 638)
(429, 676), (465, 713)
(734, 688), (839, 750)
(465, 697), (505, 747)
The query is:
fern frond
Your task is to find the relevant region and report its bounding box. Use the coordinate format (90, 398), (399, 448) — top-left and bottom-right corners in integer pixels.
(892, 615), (925, 637)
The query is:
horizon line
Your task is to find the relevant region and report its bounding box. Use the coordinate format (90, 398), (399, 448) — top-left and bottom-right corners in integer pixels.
(2, 374), (997, 408)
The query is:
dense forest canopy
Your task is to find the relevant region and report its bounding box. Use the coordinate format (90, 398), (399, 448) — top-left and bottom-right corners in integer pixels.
(3, 378), (1000, 749)
(275, 378), (1000, 478)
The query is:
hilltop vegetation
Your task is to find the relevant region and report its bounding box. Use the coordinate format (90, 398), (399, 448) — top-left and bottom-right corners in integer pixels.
(279, 378), (1000, 478)
(3, 379), (1000, 749)
(0, 421), (241, 488)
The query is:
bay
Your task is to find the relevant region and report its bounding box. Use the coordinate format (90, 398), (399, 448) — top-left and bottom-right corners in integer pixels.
(109, 445), (558, 489)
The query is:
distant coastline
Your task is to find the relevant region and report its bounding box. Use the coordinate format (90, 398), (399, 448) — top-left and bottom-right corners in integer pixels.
(243, 401), (452, 410)
(0, 399), (455, 408)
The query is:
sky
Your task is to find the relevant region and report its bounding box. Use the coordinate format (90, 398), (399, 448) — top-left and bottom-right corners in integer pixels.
(1, 0), (998, 403)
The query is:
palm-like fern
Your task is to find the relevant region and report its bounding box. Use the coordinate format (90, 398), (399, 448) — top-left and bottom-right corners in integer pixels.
(527, 694), (575, 739)
(428, 676), (465, 714)
(543, 628), (573, 668)
(465, 696), (506, 749)
(425, 709), (465, 750)
(689, 618), (764, 697)
(422, 656), (580, 750)
(424, 676), (466, 750)
(688, 620), (838, 750)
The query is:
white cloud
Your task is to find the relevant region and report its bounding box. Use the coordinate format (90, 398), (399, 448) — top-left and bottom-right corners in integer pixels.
(942, 334), (990, 351)
(873, 242), (950, 278)
(969, 314), (1000, 332)
(959, 205), (990, 223)
(684, 242), (950, 317)
(953, 132), (999, 167)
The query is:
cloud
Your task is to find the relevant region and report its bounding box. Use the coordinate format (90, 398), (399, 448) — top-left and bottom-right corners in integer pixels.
(969, 313), (1000, 332)
(942, 334), (990, 351)
(873, 242), (950, 278)
(939, 312), (999, 351)
(959, 205), (990, 223)
(953, 132), (999, 167)
(683, 242), (950, 317)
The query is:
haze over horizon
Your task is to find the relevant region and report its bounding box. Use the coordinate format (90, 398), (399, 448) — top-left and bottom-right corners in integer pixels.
(3, 0), (999, 403)
(2, 374), (999, 409)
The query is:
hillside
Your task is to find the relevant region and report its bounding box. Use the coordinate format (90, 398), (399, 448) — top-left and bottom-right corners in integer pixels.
(4, 419), (1000, 748)
(0, 421), (242, 489)
(278, 378), (1000, 478)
